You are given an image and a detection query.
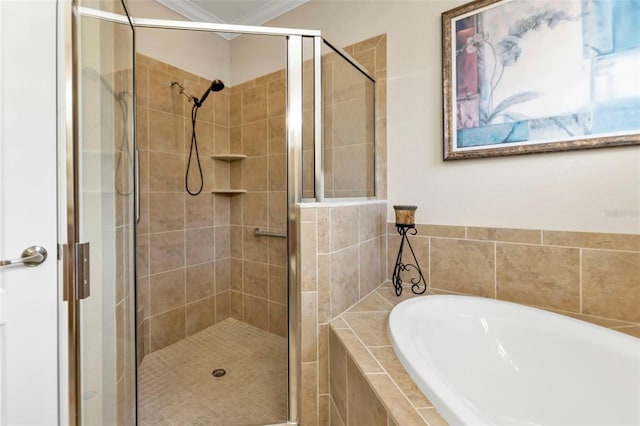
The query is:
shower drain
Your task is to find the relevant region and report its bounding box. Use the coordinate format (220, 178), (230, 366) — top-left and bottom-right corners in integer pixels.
(212, 368), (226, 378)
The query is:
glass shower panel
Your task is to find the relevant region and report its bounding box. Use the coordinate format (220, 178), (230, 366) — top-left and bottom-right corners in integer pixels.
(76, 3), (136, 424)
(322, 41), (375, 198)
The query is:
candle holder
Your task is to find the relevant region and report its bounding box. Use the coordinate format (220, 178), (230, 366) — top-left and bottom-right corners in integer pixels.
(391, 206), (426, 296)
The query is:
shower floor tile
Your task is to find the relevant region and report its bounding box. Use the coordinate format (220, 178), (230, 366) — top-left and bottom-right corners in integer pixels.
(138, 318), (288, 426)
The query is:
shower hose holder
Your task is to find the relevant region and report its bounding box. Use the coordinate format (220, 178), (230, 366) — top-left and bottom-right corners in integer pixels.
(391, 224), (427, 296)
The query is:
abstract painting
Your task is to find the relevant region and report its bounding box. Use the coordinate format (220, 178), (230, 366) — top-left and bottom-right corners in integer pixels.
(442, 0), (640, 159)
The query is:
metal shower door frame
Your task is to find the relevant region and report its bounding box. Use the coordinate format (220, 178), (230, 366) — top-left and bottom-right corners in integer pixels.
(75, 7), (321, 425)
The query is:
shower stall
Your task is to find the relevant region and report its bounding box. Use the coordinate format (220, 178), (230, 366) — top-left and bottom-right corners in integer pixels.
(64, 1), (377, 425)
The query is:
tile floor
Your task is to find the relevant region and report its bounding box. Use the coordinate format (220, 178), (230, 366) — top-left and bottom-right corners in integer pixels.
(138, 318), (288, 425)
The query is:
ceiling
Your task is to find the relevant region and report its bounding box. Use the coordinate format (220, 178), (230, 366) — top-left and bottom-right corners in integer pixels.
(155, 0), (309, 29)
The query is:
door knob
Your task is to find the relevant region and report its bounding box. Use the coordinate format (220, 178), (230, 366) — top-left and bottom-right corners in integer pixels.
(0, 246), (48, 268)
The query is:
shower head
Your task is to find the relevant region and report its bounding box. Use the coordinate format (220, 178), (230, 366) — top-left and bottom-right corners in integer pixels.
(210, 79), (225, 92)
(194, 79), (225, 107)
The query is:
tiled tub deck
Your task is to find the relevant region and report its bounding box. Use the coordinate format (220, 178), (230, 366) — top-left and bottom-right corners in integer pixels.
(328, 283), (640, 426)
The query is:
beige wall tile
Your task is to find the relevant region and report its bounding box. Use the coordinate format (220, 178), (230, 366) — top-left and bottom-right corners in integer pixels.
(543, 230), (640, 251)
(150, 269), (185, 316)
(302, 292), (319, 363)
(186, 193), (213, 229)
(214, 195), (230, 226)
(582, 250), (640, 322)
(242, 192), (268, 227)
(347, 358), (387, 426)
(148, 69), (183, 115)
(329, 327), (348, 422)
(418, 408), (448, 426)
(244, 260), (269, 299)
(214, 124), (230, 154)
(268, 264), (287, 304)
(149, 231), (185, 274)
(331, 206), (359, 252)
(149, 307), (185, 352)
(268, 302), (287, 337)
(137, 235), (149, 279)
(430, 238), (495, 297)
(366, 374), (427, 425)
(269, 237), (288, 266)
(185, 262), (214, 303)
(301, 221), (318, 291)
(243, 226), (269, 263)
(216, 291), (231, 323)
(318, 324), (329, 394)
(242, 85), (268, 123)
(268, 154), (286, 191)
(467, 226), (541, 244)
(242, 120), (268, 157)
(331, 246), (360, 318)
(214, 258), (230, 294)
(214, 226), (230, 259)
(318, 254), (332, 323)
(335, 329), (383, 373)
(213, 91), (229, 126)
(230, 290), (243, 320)
(348, 292), (393, 313)
(317, 208), (331, 253)
(243, 156), (268, 191)
(496, 244), (579, 312)
(148, 152), (183, 192)
(268, 191), (287, 230)
(360, 238), (383, 297)
(268, 78), (286, 118)
(369, 347), (431, 408)
(319, 394), (330, 426)
(185, 296), (215, 336)
(268, 116), (286, 155)
(185, 227), (214, 266)
(230, 92), (241, 127)
(359, 204), (379, 242)
(230, 258), (243, 291)
(330, 397), (346, 426)
(301, 363), (319, 426)
(244, 295), (268, 331)
(342, 312), (390, 347)
(148, 109), (185, 154)
(413, 224), (466, 239)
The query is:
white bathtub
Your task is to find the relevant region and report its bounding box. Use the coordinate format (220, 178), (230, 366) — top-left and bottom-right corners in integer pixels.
(388, 295), (640, 426)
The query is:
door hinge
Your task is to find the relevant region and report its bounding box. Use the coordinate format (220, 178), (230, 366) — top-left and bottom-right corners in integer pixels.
(61, 242), (91, 301)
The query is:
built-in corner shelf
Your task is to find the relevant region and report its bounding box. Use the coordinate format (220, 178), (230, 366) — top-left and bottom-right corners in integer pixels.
(211, 154), (247, 162)
(211, 154), (247, 194)
(211, 189), (247, 194)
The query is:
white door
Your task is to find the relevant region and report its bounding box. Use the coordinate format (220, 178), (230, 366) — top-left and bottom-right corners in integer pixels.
(0, 0), (59, 425)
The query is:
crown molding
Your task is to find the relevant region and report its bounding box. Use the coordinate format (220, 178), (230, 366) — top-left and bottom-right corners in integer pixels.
(154, 0), (309, 40)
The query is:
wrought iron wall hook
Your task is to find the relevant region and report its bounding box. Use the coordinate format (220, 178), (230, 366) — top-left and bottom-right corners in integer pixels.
(392, 224), (427, 296)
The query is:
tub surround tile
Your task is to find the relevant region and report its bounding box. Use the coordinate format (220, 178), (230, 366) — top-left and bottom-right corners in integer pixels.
(614, 325), (640, 338)
(347, 291), (393, 313)
(335, 329), (384, 374)
(543, 230), (640, 251)
(582, 250), (640, 322)
(367, 374), (427, 425)
(302, 292), (319, 362)
(496, 244), (580, 312)
(430, 238), (495, 297)
(369, 346), (432, 408)
(329, 327), (348, 422)
(347, 358), (388, 426)
(418, 408), (449, 426)
(342, 312), (391, 347)
(467, 226), (541, 244)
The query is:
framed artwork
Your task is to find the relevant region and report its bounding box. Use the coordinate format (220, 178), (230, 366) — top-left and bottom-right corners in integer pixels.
(442, 0), (640, 160)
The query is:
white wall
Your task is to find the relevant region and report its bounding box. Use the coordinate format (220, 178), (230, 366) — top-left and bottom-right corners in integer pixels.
(127, 0), (230, 83)
(247, 0), (640, 234)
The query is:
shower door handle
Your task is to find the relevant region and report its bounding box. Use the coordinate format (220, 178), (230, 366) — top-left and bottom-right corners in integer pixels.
(0, 246), (48, 268)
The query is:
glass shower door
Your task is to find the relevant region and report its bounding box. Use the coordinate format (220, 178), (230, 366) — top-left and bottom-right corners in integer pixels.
(71, 2), (136, 424)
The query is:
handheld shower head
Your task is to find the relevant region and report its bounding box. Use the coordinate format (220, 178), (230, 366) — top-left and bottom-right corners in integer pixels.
(194, 79), (225, 107)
